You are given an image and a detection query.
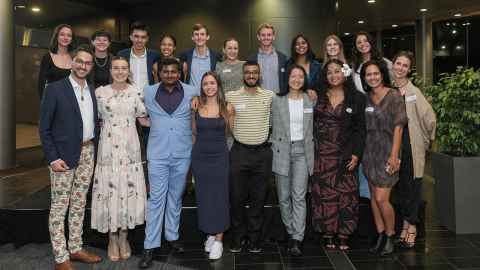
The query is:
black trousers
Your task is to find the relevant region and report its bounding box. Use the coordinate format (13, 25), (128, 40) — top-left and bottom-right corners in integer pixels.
(229, 141), (272, 244)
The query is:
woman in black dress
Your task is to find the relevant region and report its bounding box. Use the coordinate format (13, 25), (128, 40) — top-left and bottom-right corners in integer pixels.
(38, 24), (76, 100)
(311, 59), (366, 250)
(191, 71), (234, 260)
(90, 30), (113, 88)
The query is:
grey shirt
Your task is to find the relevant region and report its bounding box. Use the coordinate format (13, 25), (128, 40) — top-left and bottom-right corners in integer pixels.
(258, 48), (280, 93)
(215, 61), (245, 93)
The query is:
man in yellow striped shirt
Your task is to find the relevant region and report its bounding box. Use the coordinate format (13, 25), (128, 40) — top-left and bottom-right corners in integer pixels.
(225, 61), (273, 253)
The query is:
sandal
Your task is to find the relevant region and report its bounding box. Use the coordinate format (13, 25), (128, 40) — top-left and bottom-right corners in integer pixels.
(396, 223), (409, 244)
(323, 235), (336, 249)
(401, 230), (417, 249)
(338, 236), (350, 251)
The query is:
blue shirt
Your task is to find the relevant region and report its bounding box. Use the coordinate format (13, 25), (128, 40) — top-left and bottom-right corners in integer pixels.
(155, 81), (184, 114)
(258, 48), (280, 93)
(190, 48), (211, 88)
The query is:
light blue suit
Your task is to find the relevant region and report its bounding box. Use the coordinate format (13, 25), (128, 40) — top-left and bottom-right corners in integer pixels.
(143, 82), (199, 249)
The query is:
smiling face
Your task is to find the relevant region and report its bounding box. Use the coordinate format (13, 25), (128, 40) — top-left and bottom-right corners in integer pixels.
(130, 29), (149, 52)
(243, 64), (260, 87)
(257, 27), (275, 47)
(223, 39), (239, 62)
(326, 62), (346, 88)
(326, 38), (340, 58)
(392, 55), (412, 80)
(364, 64), (384, 89)
(295, 36), (308, 56)
(110, 59), (129, 84)
(192, 28), (209, 47)
(160, 36), (176, 57)
(71, 51), (93, 80)
(57, 27), (73, 48)
(201, 74), (219, 98)
(92, 36), (110, 53)
(355, 34), (371, 55)
(288, 68), (305, 91)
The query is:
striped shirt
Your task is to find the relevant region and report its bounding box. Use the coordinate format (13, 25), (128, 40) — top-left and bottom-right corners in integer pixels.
(226, 86), (273, 145)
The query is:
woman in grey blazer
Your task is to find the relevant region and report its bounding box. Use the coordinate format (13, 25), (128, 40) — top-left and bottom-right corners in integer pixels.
(270, 64), (315, 256)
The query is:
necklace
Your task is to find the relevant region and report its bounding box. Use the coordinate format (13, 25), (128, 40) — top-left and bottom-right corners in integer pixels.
(94, 55), (108, 68)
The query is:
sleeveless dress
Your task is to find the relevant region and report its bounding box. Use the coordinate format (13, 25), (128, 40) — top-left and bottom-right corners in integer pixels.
(191, 113), (230, 234)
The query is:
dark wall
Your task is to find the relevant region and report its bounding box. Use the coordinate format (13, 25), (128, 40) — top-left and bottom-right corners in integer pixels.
(128, 0), (336, 59)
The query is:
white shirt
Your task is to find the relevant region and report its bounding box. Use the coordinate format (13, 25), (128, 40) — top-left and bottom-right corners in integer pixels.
(288, 98), (304, 141)
(69, 75), (95, 142)
(130, 48), (149, 90)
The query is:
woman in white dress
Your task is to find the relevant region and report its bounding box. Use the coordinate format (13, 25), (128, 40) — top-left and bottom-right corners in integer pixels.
(91, 56), (149, 261)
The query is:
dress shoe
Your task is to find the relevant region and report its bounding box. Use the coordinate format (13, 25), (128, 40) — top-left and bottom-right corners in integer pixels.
(138, 249), (154, 269)
(369, 232), (386, 254)
(289, 240), (302, 256)
(70, 249), (102, 264)
(54, 260), (75, 270)
(379, 235), (394, 256)
(168, 240), (185, 253)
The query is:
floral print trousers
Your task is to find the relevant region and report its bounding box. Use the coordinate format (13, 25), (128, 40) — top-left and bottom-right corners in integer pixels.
(48, 143), (94, 264)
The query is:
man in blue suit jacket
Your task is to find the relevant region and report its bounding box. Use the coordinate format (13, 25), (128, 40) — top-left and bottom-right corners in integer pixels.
(39, 45), (101, 270)
(139, 57), (200, 269)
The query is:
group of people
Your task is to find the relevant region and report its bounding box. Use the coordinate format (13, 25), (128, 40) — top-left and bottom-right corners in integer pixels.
(38, 21), (436, 270)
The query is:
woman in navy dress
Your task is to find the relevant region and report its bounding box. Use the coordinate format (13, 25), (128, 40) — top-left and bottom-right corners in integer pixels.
(191, 71), (234, 260)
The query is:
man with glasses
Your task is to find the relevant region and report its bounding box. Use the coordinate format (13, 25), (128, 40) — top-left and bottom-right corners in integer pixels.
(39, 44), (101, 270)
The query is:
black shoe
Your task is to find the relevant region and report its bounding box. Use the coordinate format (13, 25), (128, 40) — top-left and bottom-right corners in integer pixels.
(379, 235), (394, 256)
(289, 240), (302, 256)
(138, 249), (153, 269)
(248, 242), (262, 253)
(369, 232), (386, 254)
(168, 240), (185, 253)
(229, 239), (242, 253)
(287, 237), (294, 250)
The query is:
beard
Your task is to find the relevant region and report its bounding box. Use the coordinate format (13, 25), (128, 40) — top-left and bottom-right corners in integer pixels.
(243, 79), (259, 88)
(71, 68), (89, 80)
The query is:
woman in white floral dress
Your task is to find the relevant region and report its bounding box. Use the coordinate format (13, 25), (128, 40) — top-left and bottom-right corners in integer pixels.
(91, 56), (149, 261)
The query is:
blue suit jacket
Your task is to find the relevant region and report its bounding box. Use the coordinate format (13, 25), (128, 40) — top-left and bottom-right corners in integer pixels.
(39, 78), (99, 168)
(143, 82), (200, 160)
(117, 48), (160, 85)
(179, 48), (222, 84)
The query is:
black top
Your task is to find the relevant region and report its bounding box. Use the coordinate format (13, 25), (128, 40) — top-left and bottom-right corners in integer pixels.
(91, 55), (112, 89)
(38, 52), (71, 100)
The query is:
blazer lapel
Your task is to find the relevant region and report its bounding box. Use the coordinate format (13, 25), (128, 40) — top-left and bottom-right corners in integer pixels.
(63, 79), (82, 121)
(280, 96), (291, 141)
(303, 94), (312, 139)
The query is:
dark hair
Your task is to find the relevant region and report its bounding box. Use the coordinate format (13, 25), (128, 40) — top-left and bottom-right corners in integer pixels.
(392, 50), (415, 69)
(199, 71), (231, 132)
(158, 57), (181, 72)
(278, 64), (308, 96)
(290, 34), (316, 63)
(352, 31), (383, 72)
(192, 23), (209, 35)
(360, 59), (392, 92)
(49, 24), (76, 53)
(110, 56), (132, 84)
(320, 58), (347, 90)
(160, 34), (177, 46)
(243, 60), (260, 71)
(91, 30), (112, 42)
(129, 21), (149, 36)
(71, 44), (94, 59)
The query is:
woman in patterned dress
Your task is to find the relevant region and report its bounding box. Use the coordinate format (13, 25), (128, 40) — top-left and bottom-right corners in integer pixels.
(91, 56), (149, 261)
(311, 59), (366, 250)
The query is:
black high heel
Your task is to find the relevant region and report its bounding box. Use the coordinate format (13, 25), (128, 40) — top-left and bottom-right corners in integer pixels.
(323, 235), (336, 249)
(380, 235), (394, 256)
(369, 232), (386, 254)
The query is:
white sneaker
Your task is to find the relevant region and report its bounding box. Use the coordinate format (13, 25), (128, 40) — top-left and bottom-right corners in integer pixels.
(209, 241), (223, 260)
(204, 235), (216, 252)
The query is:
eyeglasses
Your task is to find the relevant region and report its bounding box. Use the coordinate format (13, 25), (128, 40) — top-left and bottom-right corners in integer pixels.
(73, 58), (93, 67)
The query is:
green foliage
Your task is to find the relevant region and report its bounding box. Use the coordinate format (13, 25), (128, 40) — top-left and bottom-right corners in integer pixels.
(424, 67), (480, 156)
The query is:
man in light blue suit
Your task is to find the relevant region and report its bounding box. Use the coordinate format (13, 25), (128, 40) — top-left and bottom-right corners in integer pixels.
(139, 57), (199, 269)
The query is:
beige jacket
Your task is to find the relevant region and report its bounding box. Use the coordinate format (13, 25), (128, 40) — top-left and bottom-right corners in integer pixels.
(403, 81), (437, 178)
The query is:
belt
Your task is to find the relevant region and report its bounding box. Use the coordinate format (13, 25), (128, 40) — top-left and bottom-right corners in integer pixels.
(234, 140), (270, 150)
(81, 140), (93, 146)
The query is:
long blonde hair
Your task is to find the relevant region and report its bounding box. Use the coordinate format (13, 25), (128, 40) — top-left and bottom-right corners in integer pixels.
(322, 34), (346, 67)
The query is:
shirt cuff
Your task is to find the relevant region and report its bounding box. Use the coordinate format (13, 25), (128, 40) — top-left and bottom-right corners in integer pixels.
(50, 159), (61, 166)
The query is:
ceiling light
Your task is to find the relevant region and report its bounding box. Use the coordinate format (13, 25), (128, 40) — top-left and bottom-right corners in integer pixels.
(446, 22), (450, 26)
(420, 8), (428, 12)
(368, 0), (376, 3)
(344, 32), (351, 36)
(464, 22), (471, 26)
(454, 13), (462, 17)
(358, 20), (365, 24)
(456, 45), (462, 50)
(441, 45), (446, 49)
(392, 24), (398, 28)
(31, 6), (41, 12)
(452, 29), (457, 34)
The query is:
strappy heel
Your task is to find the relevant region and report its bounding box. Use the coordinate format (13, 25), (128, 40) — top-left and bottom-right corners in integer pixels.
(323, 234), (336, 249)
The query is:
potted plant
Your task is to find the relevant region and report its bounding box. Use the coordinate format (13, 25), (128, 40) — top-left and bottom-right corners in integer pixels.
(424, 67), (480, 234)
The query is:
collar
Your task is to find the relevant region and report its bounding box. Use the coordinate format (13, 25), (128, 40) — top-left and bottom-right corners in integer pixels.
(193, 47), (210, 58)
(130, 48), (147, 59)
(239, 86), (262, 95)
(258, 47), (276, 56)
(159, 81), (183, 93)
(68, 74), (88, 91)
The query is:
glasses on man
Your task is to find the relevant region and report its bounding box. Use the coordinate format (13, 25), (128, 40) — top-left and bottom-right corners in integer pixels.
(73, 58), (93, 67)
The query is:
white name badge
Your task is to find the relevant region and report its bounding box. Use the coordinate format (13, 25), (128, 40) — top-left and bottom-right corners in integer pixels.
(304, 108), (313, 113)
(280, 67), (285, 73)
(235, 104), (246, 110)
(365, 107), (374, 112)
(223, 69), (232, 73)
(346, 107), (353, 113)
(406, 95), (417, 103)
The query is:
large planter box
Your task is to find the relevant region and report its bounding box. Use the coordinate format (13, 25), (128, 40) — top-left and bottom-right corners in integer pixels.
(431, 152), (480, 234)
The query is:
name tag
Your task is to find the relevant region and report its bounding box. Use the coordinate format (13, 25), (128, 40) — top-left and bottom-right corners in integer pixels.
(304, 108), (313, 113)
(235, 104), (246, 110)
(406, 95), (417, 103)
(346, 107), (353, 113)
(223, 69), (232, 73)
(365, 107), (374, 112)
(280, 67), (285, 73)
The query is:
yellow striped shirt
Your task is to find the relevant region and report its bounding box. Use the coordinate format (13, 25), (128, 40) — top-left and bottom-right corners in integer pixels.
(226, 87), (273, 145)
